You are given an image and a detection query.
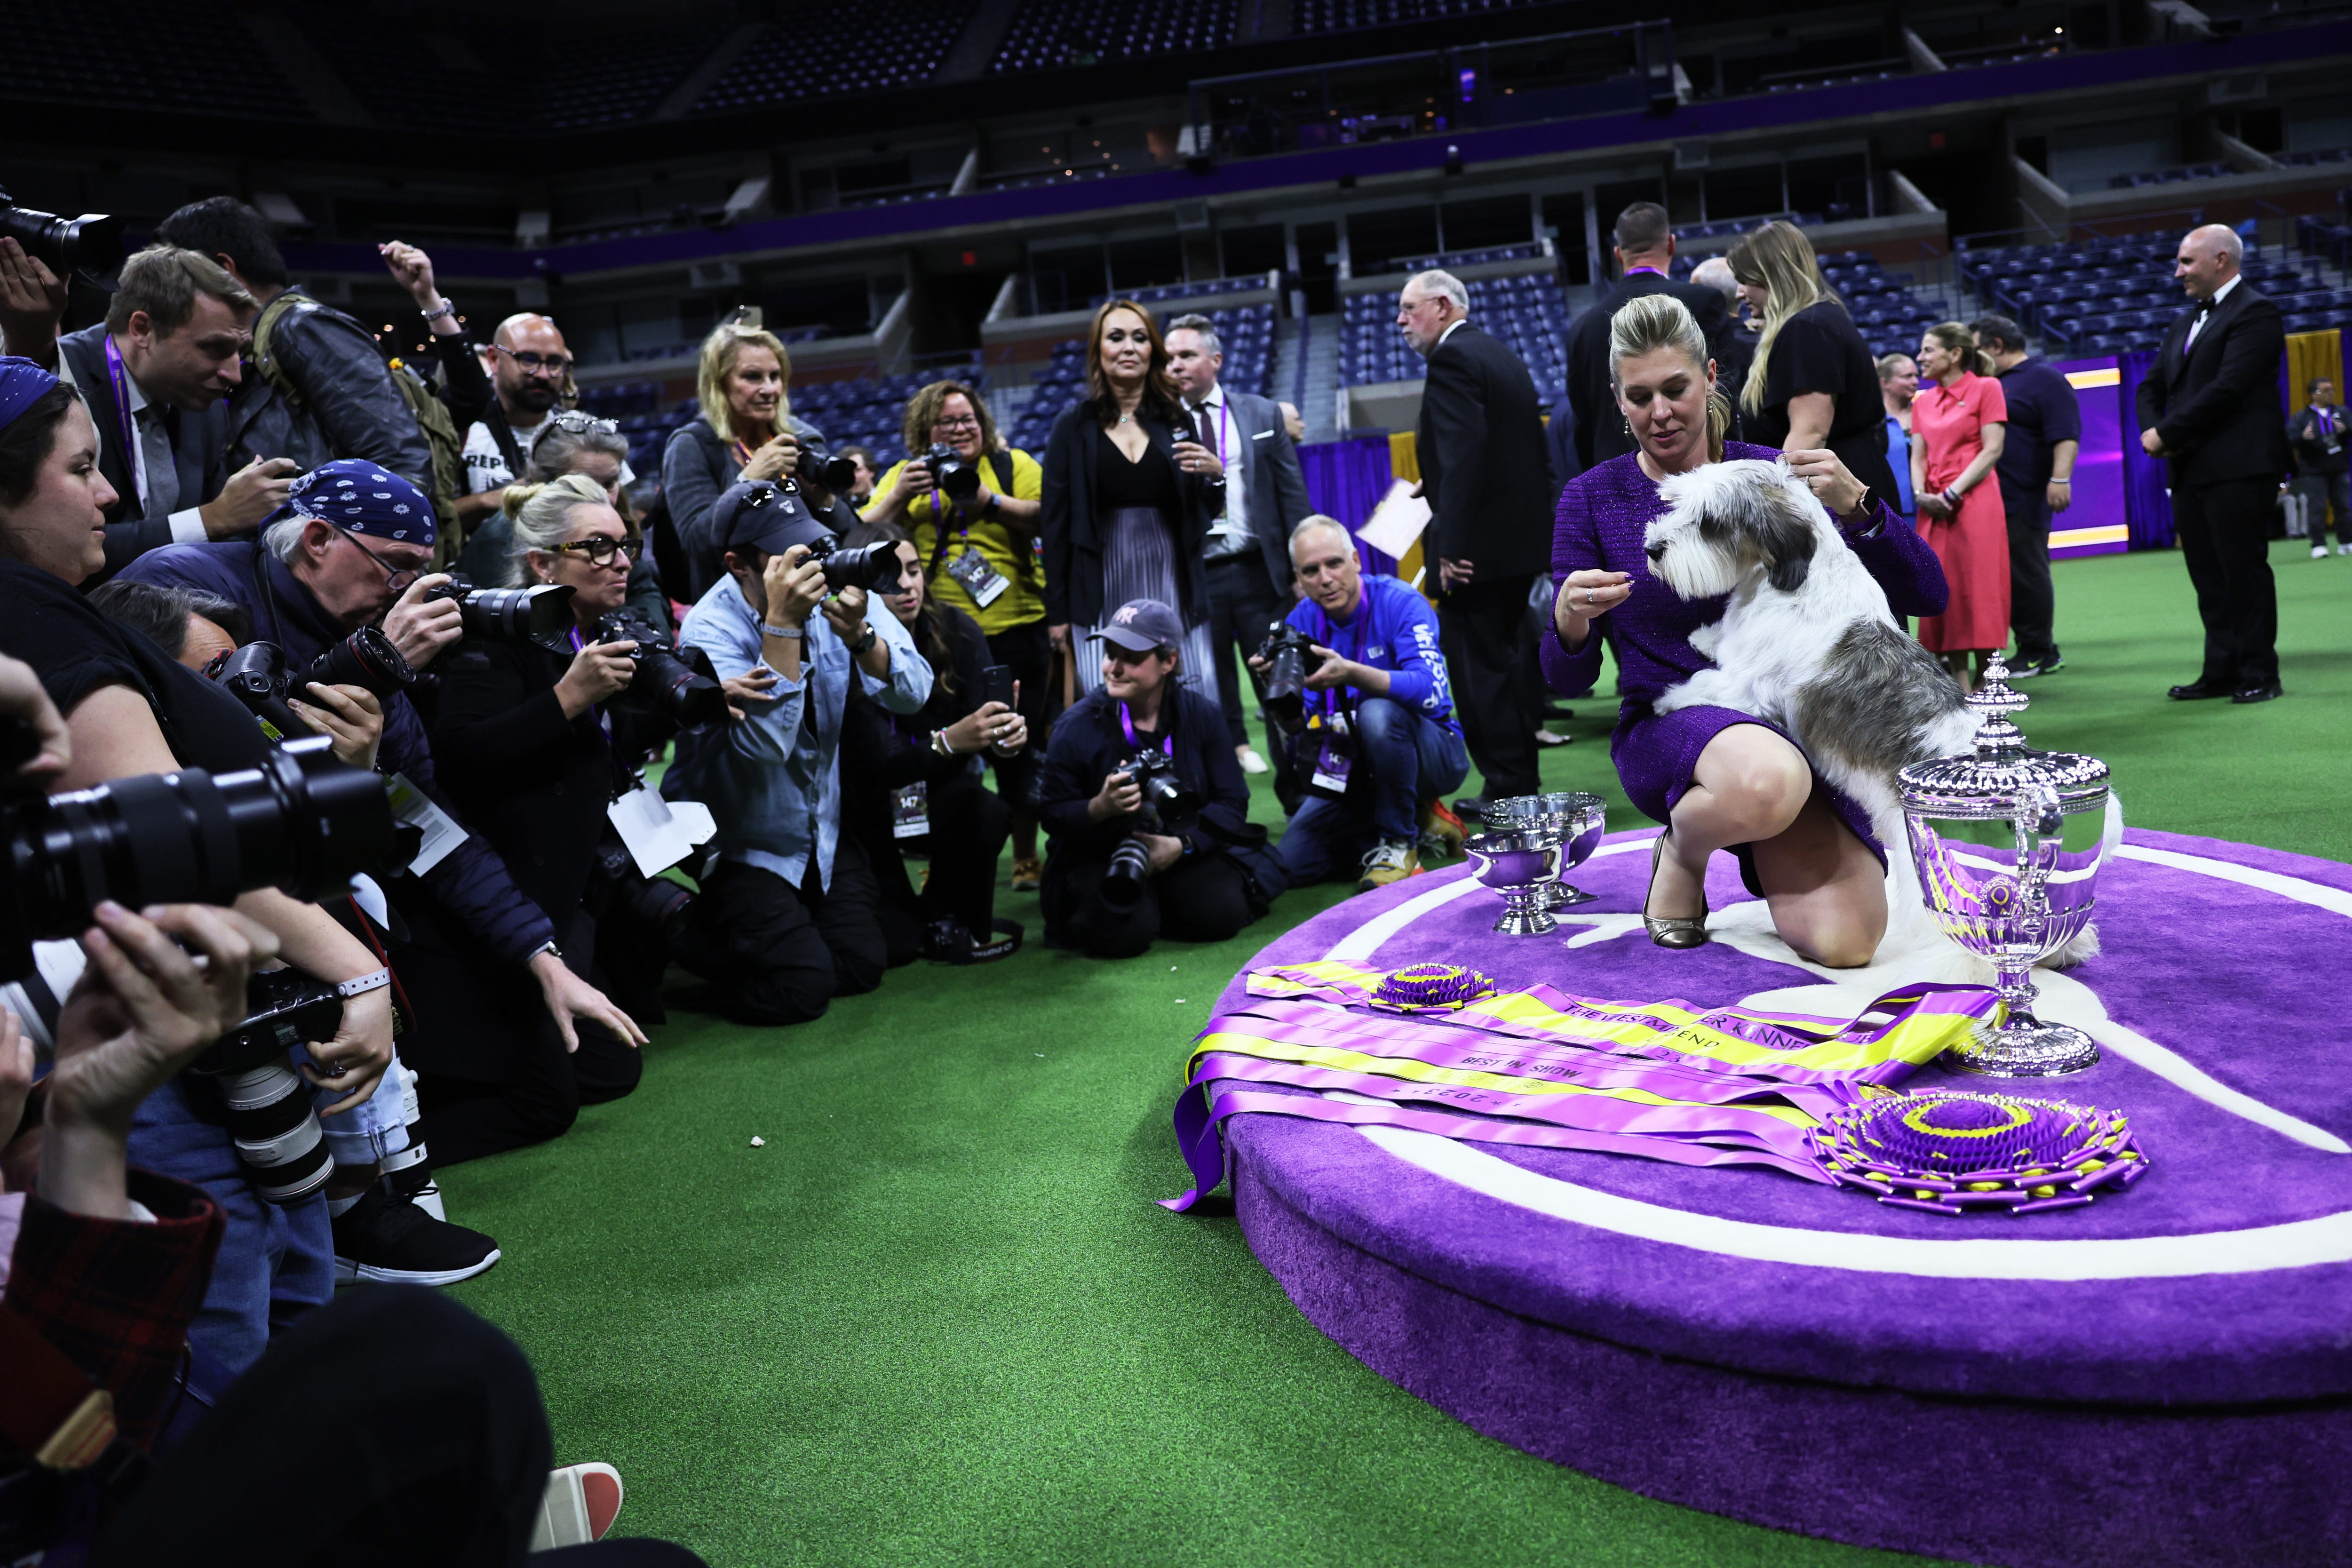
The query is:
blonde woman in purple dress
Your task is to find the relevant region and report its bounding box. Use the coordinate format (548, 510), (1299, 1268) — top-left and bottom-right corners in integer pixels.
(1542, 294), (1949, 967)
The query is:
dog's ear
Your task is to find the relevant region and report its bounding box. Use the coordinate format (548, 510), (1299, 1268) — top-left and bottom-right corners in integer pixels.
(1760, 489), (1818, 592)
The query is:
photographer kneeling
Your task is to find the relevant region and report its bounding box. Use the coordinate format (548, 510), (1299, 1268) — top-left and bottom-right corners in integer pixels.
(1256, 517), (1469, 894)
(1035, 599), (1283, 958)
(664, 481), (930, 1024)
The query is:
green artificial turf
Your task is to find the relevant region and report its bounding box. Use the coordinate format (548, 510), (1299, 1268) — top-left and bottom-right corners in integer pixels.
(446, 540), (2349, 1565)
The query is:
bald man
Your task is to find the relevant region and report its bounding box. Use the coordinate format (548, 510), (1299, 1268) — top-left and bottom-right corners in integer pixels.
(456, 313), (620, 524)
(2135, 223), (2291, 703)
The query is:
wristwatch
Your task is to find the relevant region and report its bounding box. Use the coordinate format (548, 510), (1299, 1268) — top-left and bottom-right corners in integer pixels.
(850, 625), (879, 657)
(985, 492), (1001, 516)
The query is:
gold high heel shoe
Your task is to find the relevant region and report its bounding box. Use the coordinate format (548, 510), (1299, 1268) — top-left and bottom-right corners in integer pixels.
(1643, 831), (1709, 949)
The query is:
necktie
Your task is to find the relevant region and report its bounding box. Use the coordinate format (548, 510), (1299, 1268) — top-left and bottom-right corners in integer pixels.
(137, 404), (179, 517)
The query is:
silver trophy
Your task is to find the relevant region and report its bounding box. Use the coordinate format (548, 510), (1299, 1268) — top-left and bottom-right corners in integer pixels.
(1897, 653), (2113, 1077)
(1490, 792), (1607, 908)
(1463, 830), (1561, 936)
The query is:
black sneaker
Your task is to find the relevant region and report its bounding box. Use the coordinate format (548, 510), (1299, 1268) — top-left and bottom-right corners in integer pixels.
(333, 1185), (501, 1287)
(2007, 654), (2064, 679)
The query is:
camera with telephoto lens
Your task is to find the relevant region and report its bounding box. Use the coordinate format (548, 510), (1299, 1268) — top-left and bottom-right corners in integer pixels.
(188, 968), (345, 1205)
(423, 575), (576, 645)
(594, 609), (728, 727)
(802, 533), (901, 595)
(795, 439), (858, 495)
(919, 442), (981, 502)
(1100, 748), (1196, 912)
(1254, 621), (1327, 728)
(0, 189), (125, 282)
(208, 630), (416, 743)
(0, 728), (397, 984)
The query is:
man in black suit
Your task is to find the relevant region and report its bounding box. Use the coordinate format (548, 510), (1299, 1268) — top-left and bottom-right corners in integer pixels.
(1166, 313), (1314, 793)
(0, 240), (295, 578)
(2135, 224), (2293, 704)
(1564, 204), (1737, 473)
(1404, 268), (1552, 806)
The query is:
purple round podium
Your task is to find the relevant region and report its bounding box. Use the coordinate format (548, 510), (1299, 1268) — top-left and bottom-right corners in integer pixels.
(1210, 827), (2352, 1568)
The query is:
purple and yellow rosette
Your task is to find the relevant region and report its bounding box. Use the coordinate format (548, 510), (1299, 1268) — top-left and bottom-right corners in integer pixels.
(1815, 1090), (2147, 1215)
(1367, 963), (1499, 1013)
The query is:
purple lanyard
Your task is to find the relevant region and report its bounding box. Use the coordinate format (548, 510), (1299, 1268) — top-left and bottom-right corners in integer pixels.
(1119, 701), (1173, 756)
(1312, 602), (1372, 723)
(103, 335), (139, 474)
(566, 627), (613, 740)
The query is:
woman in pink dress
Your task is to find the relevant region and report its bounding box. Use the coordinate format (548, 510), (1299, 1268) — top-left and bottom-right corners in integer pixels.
(1908, 321), (2009, 691)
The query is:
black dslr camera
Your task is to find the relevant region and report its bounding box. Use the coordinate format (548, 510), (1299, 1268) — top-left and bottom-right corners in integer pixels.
(209, 629), (416, 742)
(424, 575), (576, 645)
(0, 728), (396, 983)
(1102, 748), (1196, 912)
(189, 969), (346, 1205)
(795, 439), (859, 495)
(594, 609), (728, 727)
(918, 441), (981, 502)
(0, 188), (125, 282)
(803, 533), (901, 594)
(1254, 621), (1327, 727)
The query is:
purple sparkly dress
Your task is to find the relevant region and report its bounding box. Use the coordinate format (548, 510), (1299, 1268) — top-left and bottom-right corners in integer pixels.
(1539, 443), (1950, 882)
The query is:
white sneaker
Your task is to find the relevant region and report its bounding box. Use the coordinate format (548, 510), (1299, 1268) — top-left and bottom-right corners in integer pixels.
(1236, 745), (1270, 775)
(2314, 545), (2330, 559)
(2338, 545), (2352, 557)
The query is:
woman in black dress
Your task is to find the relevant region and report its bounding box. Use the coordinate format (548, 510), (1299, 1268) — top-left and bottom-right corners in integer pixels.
(1040, 300), (1228, 708)
(1726, 221), (1901, 504)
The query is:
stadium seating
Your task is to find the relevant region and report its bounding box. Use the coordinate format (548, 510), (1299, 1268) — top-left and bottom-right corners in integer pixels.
(695, 0), (978, 111)
(1959, 231), (2341, 357)
(2106, 162), (2230, 190)
(1293, 0), (1552, 32)
(1337, 273), (1567, 393)
(988, 0), (1240, 72)
(1007, 303), (1277, 453)
(6, 0), (312, 119)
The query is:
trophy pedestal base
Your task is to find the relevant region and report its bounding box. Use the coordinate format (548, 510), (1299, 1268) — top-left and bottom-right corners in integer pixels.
(1543, 883), (1597, 908)
(1946, 1017), (2101, 1077)
(1492, 901), (1557, 937)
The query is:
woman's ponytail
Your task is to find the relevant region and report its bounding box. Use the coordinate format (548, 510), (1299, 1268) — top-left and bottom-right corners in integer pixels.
(1705, 389), (1732, 463)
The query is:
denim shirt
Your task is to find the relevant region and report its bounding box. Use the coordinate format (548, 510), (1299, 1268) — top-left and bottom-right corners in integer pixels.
(665, 574), (932, 890)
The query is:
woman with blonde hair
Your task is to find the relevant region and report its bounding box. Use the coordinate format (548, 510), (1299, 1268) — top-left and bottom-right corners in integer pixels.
(1542, 292), (1948, 967)
(1039, 299), (1229, 704)
(1726, 221), (1900, 506)
(1908, 320), (2009, 690)
(661, 314), (856, 596)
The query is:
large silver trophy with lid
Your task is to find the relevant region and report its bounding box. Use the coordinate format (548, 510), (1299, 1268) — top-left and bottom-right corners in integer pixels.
(1897, 654), (2113, 1077)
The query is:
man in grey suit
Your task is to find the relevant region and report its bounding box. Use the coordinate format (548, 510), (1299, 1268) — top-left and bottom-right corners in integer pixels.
(1167, 313), (1313, 793)
(0, 242), (296, 578)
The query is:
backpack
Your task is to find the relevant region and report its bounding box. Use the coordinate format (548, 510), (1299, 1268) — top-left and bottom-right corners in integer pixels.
(248, 292), (468, 560)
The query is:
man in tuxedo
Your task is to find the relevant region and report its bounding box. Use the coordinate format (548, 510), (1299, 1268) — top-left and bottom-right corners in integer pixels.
(2135, 224), (2292, 704)
(1564, 203), (1738, 472)
(0, 241), (296, 578)
(1402, 269), (1552, 807)
(1167, 313), (1314, 793)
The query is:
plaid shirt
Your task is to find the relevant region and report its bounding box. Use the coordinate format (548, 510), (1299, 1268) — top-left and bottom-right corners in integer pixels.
(5, 1171), (222, 1450)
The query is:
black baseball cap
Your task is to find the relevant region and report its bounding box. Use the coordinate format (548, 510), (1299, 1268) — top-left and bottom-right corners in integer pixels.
(1092, 598), (1184, 653)
(714, 479), (834, 557)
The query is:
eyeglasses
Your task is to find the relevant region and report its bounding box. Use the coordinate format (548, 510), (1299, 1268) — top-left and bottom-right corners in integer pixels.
(492, 344), (574, 377)
(933, 414), (982, 431)
(335, 526), (428, 593)
(545, 535), (632, 568)
(545, 411), (618, 436)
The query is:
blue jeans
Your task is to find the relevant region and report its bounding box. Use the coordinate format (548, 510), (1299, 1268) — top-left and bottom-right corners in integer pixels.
(1277, 697), (1470, 884)
(128, 1076), (335, 1377)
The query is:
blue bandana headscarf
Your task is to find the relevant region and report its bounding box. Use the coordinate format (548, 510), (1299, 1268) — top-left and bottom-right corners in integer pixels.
(0, 356), (62, 430)
(269, 459), (437, 547)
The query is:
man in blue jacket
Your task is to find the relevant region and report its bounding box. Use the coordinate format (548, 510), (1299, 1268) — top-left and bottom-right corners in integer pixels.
(1255, 516), (1469, 893)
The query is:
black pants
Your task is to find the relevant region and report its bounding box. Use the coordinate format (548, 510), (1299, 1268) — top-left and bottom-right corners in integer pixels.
(2295, 470), (2352, 546)
(677, 837), (888, 1026)
(984, 619), (1053, 818)
(1437, 573), (1542, 800)
(96, 1286), (703, 1568)
(399, 908), (643, 1170)
(870, 772), (1013, 947)
(1050, 848), (1257, 958)
(2174, 475), (2280, 687)
(2000, 481), (2060, 664)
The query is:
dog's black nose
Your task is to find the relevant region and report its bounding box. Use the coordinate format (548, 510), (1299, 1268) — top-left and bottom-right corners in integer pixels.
(1644, 544), (1666, 562)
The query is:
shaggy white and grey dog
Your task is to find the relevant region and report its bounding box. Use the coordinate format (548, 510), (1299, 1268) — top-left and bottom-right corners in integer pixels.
(1641, 458), (2100, 967)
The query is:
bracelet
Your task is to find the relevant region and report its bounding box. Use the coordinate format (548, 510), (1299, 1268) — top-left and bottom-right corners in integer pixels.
(1941, 487), (1962, 507)
(761, 623), (804, 640)
(2051, 477), (2072, 485)
(420, 298), (456, 324)
(337, 967), (392, 999)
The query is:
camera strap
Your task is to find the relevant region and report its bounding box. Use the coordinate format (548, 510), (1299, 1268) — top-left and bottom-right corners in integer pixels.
(1118, 703), (1173, 758)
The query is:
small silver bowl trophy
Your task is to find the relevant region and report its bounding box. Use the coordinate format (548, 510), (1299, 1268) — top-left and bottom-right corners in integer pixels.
(1897, 654), (2113, 1077)
(1468, 793), (1606, 936)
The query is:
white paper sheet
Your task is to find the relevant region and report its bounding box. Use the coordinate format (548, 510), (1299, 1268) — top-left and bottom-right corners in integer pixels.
(1354, 479), (1431, 559)
(608, 787), (717, 880)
